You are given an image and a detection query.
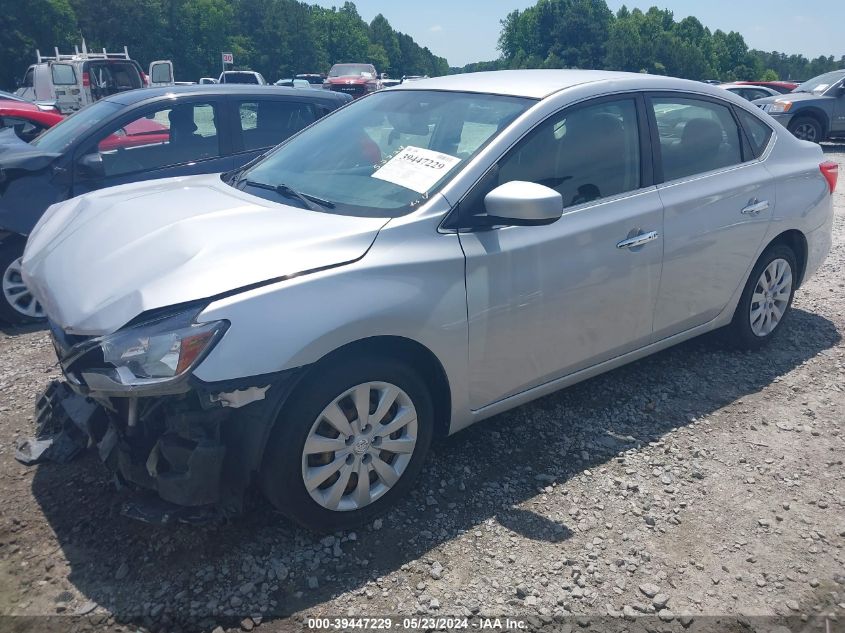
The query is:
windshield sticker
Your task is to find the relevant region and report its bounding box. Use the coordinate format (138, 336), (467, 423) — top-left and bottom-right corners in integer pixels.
(371, 146), (462, 193)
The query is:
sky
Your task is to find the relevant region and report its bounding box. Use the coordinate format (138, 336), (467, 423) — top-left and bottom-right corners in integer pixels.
(313, 0), (843, 68)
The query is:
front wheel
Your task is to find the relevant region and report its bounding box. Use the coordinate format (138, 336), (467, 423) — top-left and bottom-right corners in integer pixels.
(787, 116), (823, 143)
(260, 357), (433, 532)
(727, 244), (797, 350)
(0, 239), (45, 325)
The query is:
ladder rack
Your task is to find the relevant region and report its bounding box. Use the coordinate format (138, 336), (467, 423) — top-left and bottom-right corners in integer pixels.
(36, 43), (130, 63)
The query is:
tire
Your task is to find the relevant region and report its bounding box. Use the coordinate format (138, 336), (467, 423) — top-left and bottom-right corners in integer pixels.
(0, 238), (45, 325)
(787, 116), (823, 143)
(260, 356), (434, 532)
(727, 244), (797, 350)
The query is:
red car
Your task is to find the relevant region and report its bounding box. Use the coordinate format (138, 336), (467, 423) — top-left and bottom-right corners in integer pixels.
(0, 100), (63, 142)
(0, 99), (170, 150)
(98, 118), (170, 151)
(324, 63), (382, 98)
(732, 81), (798, 94)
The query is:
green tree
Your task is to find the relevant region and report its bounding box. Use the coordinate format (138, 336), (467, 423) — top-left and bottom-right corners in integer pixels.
(0, 0), (78, 89)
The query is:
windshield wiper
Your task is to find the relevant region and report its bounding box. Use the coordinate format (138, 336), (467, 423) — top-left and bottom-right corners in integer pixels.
(238, 179), (335, 210)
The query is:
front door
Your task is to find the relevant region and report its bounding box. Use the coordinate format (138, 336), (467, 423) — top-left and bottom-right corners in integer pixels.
(647, 94), (775, 338)
(459, 96), (664, 409)
(831, 80), (845, 135)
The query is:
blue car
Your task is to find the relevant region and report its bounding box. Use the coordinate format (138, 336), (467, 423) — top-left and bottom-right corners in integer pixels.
(0, 84), (351, 323)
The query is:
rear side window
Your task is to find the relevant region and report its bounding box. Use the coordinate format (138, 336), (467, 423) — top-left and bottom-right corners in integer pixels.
(651, 97), (743, 181)
(237, 100), (317, 151)
(736, 109), (773, 158)
(51, 64), (76, 85)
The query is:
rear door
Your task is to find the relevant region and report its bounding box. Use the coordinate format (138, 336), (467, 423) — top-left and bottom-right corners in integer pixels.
(72, 97), (234, 196)
(459, 95), (664, 409)
(148, 60), (174, 87)
(229, 96), (318, 167)
(648, 93), (775, 338)
(49, 63), (79, 113)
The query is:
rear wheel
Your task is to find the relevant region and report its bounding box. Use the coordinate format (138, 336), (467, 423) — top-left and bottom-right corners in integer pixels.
(260, 356), (433, 532)
(0, 239), (44, 325)
(727, 244), (797, 350)
(787, 116), (823, 143)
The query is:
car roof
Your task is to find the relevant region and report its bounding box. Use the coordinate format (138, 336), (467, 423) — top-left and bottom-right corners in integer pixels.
(102, 84), (350, 106)
(389, 69), (723, 99)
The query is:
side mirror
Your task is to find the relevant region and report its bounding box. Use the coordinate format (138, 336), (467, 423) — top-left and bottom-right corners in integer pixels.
(837, 85), (845, 97)
(77, 153), (104, 179)
(484, 181), (563, 226)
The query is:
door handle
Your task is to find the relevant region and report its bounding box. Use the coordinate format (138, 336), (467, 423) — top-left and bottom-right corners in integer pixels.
(741, 199), (770, 215)
(616, 230), (659, 249)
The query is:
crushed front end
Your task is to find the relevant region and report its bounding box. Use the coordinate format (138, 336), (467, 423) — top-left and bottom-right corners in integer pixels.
(34, 305), (301, 522)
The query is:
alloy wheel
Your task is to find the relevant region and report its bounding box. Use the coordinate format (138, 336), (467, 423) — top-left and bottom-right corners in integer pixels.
(792, 122), (818, 142)
(301, 381), (418, 511)
(749, 258), (792, 337)
(2, 257), (44, 319)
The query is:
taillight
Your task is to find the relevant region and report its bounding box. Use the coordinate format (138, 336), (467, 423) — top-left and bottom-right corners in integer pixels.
(820, 161), (839, 194)
(82, 71), (90, 87)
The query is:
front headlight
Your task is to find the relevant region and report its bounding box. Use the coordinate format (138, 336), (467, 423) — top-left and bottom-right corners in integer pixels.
(769, 101), (793, 113)
(78, 308), (228, 392)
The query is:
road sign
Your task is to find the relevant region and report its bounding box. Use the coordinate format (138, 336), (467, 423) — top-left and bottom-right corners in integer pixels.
(222, 52), (234, 65)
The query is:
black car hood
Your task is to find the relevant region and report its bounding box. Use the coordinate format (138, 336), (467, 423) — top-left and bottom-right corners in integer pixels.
(0, 129), (60, 171)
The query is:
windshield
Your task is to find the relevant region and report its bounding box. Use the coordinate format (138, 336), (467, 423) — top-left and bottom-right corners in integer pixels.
(0, 90), (27, 103)
(30, 100), (121, 153)
(329, 64), (376, 78)
(793, 71), (845, 94)
(235, 90), (533, 217)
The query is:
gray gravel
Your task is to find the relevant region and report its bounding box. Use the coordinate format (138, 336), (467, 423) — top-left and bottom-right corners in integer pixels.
(0, 147), (843, 632)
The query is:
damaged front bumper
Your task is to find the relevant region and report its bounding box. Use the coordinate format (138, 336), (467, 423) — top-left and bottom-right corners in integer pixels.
(21, 311), (304, 521)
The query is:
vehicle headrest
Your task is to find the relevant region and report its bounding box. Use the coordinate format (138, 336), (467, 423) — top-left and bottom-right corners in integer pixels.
(681, 118), (722, 153)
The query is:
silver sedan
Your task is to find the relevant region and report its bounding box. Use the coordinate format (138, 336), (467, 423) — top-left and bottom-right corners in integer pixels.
(23, 70), (837, 530)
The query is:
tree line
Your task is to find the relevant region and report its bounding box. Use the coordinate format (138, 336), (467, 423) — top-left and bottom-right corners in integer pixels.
(454, 0), (844, 82)
(0, 0), (449, 90)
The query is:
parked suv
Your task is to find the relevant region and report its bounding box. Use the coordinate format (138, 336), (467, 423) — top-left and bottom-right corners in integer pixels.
(0, 85), (350, 323)
(754, 70), (845, 143)
(16, 47), (173, 113)
(21, 71), (835, 530)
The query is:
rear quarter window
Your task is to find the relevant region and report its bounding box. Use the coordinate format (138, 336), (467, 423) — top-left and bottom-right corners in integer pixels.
(736, 109), (773, 158)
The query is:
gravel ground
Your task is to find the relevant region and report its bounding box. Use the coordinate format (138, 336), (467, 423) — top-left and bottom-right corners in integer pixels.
(0, 147), (844, 633)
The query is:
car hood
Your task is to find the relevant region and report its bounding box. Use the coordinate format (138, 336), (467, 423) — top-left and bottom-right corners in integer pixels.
(753, 91), (830, 105)
(22, 174), (389, 335)
(0, 128), (59, 166)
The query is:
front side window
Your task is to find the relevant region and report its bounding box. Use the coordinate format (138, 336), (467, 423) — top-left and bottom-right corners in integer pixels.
(491, 98), (641, 209)
(651, 97), (742, 181)
(51, 64), (76, 85)
(22, 68), (34, 88)
(90, 102), (220, 177)
(237, 100), (317, 151)
(237, 90), (533, 217)
(30, 99), (122, 152)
